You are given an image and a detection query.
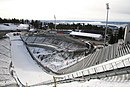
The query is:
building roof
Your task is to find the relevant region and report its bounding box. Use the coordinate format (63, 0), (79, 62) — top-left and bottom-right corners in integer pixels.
(70, 31), (102, 39)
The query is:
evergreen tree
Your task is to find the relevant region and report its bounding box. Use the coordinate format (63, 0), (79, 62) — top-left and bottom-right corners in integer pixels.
(0, 17), (2, 23)
(109, 34), (114, 44)
(118, 27), (125, 39)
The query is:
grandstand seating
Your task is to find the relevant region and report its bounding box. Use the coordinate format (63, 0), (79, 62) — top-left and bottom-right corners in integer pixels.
(22, 36), (130, 75)
(22, 36), (86, 51)
(19, 35), (130, 87)
(21, 35), (89, 71)
(57, 42), (130, 74)
(0, 38), (17, 86)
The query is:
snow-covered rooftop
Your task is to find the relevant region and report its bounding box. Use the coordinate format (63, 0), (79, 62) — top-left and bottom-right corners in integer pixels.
(70, 31), (103, 40)
(0, 23), (29, 31)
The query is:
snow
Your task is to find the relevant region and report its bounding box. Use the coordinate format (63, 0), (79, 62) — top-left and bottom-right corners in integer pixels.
(0, 23), (29, 30)
(29, 46), (79, 72)
(8, 33), (53, 86)
(70, 31), (103, 40)
(17, 24), (29, 30)
(29, 28), (37, 32)
(34, 78), (130, 87)
(56, 79), (130, 87)
(27, 41), (130, 87)
(5, 32), (130, 87)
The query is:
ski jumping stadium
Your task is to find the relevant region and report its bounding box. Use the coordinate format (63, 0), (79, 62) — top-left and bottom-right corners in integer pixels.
(0, 25), (130, 87)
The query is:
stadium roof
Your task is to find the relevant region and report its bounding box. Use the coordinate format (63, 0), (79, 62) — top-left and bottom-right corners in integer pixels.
(70, 31), (103, 40)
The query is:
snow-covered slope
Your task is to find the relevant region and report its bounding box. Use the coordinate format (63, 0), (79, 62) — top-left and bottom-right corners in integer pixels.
(8, 33), (53, 86)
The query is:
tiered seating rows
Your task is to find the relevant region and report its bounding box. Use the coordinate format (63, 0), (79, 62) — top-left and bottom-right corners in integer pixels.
(22, 36), (85, 51)
(57, 43), (130, 74)
(0, 38), (16, 86)
(102, 74), (130, 82)
(22, 36), (130, 74)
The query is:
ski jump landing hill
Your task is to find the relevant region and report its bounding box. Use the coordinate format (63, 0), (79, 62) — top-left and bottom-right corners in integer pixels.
(8, 33), (53, 86)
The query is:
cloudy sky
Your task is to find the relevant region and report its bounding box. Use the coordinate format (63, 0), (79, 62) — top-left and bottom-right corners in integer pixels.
(0, 0), (130, 21)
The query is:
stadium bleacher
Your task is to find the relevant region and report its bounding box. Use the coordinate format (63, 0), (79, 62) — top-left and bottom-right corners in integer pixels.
(21, 35), (130, 86)
(21, 35), (89, 71)
(21, 35), (130, 74)
(56, 42), (130, 74)
(22, 35), (86, 51)
(0, 38), (17, 87)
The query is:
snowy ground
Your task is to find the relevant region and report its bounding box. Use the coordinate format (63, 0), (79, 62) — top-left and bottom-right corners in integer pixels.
(55, 79), (130, 87)
(0, 23), (29, 30)
(35, 78), (130, 87)
(8, 33), (53, 86)
(29, 46), (79, 72)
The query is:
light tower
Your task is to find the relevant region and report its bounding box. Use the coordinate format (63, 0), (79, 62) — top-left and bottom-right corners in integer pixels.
(104, 3), (110, 46)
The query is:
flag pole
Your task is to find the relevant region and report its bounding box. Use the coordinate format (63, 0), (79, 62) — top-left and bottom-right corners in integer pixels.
(104, 3), (110, 46)
(54, 15), (56, 30)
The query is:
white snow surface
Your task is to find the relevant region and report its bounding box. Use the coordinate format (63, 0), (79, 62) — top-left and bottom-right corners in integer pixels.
(0, 23), (29, 30)
(57, 79), (130, 87)
(35, 79), (130, 87)
(29, 47), (78, 72)
(8, 33), (53, 86)
(70, 31), (103, 39)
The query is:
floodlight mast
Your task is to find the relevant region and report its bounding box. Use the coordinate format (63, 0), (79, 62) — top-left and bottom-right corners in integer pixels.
(104, 3), (110, 46)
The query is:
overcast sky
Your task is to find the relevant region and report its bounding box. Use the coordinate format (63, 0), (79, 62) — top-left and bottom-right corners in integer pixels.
(0, 0), (130, 21)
